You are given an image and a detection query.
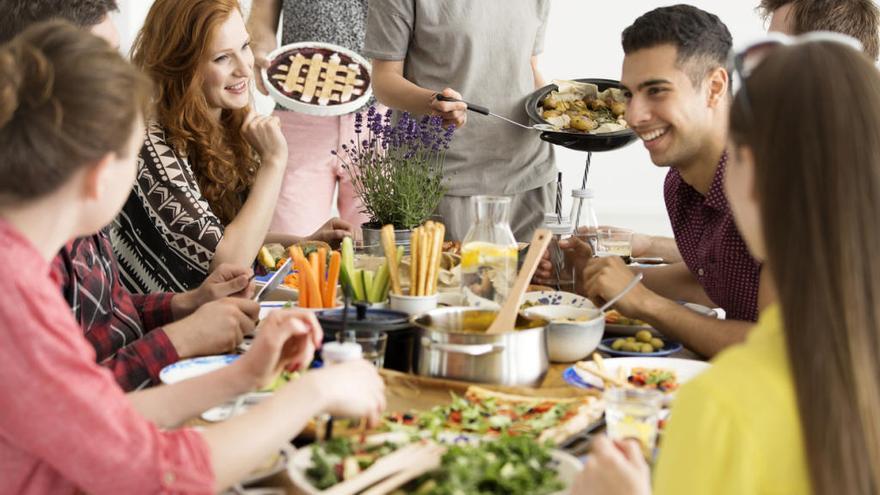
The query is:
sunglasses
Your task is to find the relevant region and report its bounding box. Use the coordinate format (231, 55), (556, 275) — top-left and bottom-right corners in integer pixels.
(729, 31), (864, 125)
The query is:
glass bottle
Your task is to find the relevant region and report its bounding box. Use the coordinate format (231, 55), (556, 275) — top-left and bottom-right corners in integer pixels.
(461, 196), (518, 306)
(569, 188), (599, 255)
(543, 218), (573, 291)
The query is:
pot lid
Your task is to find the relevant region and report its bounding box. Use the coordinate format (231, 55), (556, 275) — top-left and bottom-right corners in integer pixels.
(317, 304), (412, 331)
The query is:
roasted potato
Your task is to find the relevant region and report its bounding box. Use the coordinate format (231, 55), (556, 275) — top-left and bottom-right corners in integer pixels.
(543, 94), (560, 109)
(610, 101), (627, 117)
(587, 98), (607, 111)
(542, 109), (563, 119)
(570, 115), (597, 132)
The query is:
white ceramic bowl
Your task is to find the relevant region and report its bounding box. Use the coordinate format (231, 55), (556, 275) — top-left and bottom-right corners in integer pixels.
(261, 42), (372, 117)
(525, 305), (604, 363)
(389, 293), (439, 316)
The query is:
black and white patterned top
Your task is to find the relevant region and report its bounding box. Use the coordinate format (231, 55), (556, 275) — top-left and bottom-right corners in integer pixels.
(280, 0), (368, 53)
(111, 122), (226, 294)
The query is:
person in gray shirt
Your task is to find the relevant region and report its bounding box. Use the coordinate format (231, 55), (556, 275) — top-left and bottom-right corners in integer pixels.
(364, 0), (556, 241)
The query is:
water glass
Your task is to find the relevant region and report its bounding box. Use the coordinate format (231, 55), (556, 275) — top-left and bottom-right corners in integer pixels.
(604, 387), (663, 460)
(335, 330), (388, 368)
(597, 227), (634, 263)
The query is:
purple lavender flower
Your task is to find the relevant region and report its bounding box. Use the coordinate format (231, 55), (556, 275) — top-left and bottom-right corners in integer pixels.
(354, 112), (363, 134)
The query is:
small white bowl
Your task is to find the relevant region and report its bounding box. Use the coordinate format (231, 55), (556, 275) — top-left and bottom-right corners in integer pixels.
(525, 305), (605, 363)
(389, 293), (439, 316)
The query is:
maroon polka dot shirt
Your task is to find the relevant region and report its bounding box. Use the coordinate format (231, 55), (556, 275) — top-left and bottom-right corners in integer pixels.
(664, 153), (761, 322)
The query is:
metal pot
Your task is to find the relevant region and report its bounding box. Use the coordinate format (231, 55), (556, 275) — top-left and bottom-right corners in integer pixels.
(361, 224), (412, 254)
(411, 307), (550, 387)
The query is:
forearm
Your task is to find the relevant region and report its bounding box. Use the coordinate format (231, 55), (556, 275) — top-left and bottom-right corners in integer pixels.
(126, 361), (253, 428)
(636, 263), (714, 307)
(640, 236), (682, 263)
(247, 0), (281, 42)
(372, 64), (436, 115)
(636, 295), (751, 358)
(211, 162), (285, 270)
(266, 232), (304, 246)
(202, 375), (326, 491)
(99, 331), (179, 392)
(531, 56), (546, 89)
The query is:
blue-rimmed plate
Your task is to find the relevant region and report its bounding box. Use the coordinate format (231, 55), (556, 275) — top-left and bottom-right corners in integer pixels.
(596, 337), (683, 357)
(159, 354), (240, 385)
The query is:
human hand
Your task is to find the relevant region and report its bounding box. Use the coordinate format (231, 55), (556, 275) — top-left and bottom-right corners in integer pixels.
(308, 217), (353, 246)
(251, 37), (277, 96)
(430, 88), (467, 129)
(242, 109), (288, 164)
(582, 255), (652, 316)
(533, 233), (593, 291)
(164, 298), (260, 358)
(572, 436), (651, 495)
(236, 309), (323, 390)
(172, 264), (255, 318)
(304, 360), (386, 428)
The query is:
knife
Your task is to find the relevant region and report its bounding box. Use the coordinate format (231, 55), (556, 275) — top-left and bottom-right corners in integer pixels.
(253, 257), (292, 302)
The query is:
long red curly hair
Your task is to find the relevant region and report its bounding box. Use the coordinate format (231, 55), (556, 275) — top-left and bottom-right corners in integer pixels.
(131, 0), (258, 224)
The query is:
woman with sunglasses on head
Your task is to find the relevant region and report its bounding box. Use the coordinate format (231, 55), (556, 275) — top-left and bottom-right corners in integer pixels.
(0, 21), (385, 493)
(111, 0), (353, 295)
(574, 35), (880, 495)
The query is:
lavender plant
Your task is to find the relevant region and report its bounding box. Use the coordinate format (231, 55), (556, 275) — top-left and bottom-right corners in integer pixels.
(333, 106), (454, 230)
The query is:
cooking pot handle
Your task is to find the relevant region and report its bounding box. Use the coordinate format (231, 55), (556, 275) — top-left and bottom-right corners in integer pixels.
(423, 340), (505, 356)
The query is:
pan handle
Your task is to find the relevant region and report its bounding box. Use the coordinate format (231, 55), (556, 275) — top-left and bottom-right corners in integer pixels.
(422, 338), (505, 356)
(435, 94), (490, 115)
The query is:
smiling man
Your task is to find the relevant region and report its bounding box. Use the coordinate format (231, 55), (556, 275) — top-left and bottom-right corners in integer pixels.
(577, 5), (776, 358)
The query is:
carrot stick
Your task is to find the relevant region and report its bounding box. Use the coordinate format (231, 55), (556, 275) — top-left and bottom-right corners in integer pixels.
(324, 251), (341, 307)
(317, 248), (327, 300)
(294, 258), (310, 308)
(301, 256), (322, 308)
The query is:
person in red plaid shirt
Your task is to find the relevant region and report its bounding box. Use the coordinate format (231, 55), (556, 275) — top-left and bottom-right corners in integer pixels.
(2, 0), (260, 391)
(53, 231), (259, 390)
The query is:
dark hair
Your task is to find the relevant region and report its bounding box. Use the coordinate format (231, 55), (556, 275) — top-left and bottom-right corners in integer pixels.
(758, 0), (880, 60)
(0, 20), (152, 205)
(730, 42), (880, 495)
(0, 0), (119, 43)
(622, 4), (733, 85)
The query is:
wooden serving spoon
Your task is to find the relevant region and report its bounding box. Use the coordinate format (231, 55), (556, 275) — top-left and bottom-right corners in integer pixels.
(485, 228), (552, 334)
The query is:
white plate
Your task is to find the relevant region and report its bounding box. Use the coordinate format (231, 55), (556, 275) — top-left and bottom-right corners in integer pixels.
(287, 433), (581, 495)
(261, 42), (372, 117)
(465, 290), (595, 312)
(159, 354), (239, 385)
(573, 357), (710, 401)
(605, 302), (718, 337)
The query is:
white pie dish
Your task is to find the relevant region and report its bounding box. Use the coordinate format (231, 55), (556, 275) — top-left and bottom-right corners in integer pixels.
(261, 41), (372, 117)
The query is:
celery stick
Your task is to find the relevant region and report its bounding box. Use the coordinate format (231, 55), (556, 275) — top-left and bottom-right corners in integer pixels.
(370, 264), (389, 302)
(352, 268), (366, 301)
(363, 270), (375, 303)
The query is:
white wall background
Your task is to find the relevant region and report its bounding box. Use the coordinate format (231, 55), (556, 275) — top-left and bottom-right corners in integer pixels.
(114, 0), (769, 235)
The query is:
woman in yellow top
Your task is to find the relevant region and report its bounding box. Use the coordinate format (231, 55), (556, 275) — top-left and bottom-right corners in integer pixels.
(574, 37), (880, 494)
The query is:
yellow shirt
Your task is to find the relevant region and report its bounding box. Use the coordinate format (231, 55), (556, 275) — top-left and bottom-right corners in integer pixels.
(653, 305), (811, 495)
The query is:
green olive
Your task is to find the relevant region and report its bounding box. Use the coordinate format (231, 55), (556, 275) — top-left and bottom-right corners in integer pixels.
(611, 338), (626, 350)
(650, 338), (665, 350)
(621, 342), (639, 352)
(640, 343), (655, 353)
(635, 330), (653, 343)
(626, 337), (636, 343)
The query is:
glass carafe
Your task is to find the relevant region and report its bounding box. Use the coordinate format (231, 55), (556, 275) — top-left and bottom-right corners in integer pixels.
(461, 196), (518, 306)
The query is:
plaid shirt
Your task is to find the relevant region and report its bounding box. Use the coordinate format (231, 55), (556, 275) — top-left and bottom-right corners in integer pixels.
(52, 230), (180, 391)
(664, 153), (762, 322)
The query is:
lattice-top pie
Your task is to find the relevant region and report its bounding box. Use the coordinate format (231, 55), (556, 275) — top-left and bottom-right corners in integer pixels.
(267, 47), (370, 107)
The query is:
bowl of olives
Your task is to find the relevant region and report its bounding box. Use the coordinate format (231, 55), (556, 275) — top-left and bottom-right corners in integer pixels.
(523, 304), (605, 362)
(598, 331), (683, 357)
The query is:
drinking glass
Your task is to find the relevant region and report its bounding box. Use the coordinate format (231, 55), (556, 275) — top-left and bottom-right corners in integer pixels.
(335, 330), (388, 368)
(604, 387), (663, 460)
(597, 227), (634, 264)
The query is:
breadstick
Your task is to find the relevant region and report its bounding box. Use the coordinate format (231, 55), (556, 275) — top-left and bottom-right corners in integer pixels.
(409, 227), (420, 296)
(381, 224), (402, 295)
(425, 223), (444, 295)
(417, 227), (430, 296)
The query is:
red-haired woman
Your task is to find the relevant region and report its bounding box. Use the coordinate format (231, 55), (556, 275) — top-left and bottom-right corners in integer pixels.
(112, 0), (351, 294)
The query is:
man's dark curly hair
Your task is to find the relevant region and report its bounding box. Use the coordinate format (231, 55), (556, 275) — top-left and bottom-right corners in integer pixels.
(622, 4), (733, 86)
(0, 0), (119, 43)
